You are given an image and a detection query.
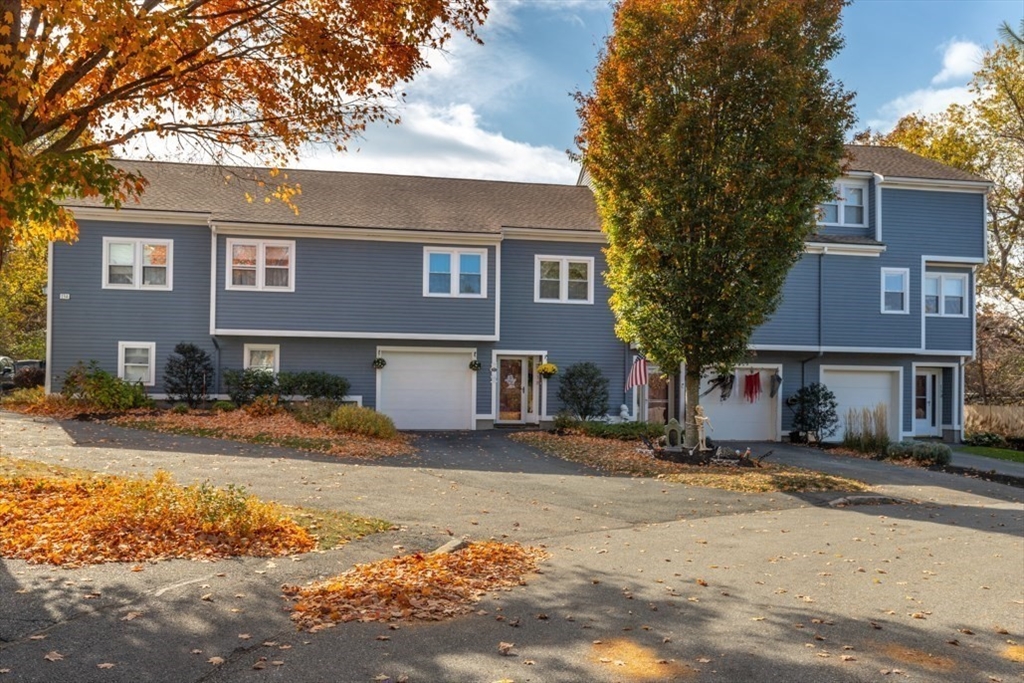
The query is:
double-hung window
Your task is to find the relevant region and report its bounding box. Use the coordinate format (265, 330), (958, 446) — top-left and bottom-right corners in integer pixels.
(818, 180), (867, 227)
(423, 248), (487, 297)
(226, 239), (295, 291)
(535, 255), (594, 304)
(118, 342), (156, 386)
(103, 238), (172, 290)
(925, 273), (968, 317)
(881, 268), (909, 314)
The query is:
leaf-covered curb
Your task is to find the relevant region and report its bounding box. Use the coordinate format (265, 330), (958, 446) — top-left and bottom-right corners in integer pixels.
(284, 542), (548, 630)
(512, 432), (869, 493)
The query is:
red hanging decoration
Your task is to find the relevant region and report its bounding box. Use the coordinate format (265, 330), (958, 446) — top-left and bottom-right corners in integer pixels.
(743, 372), (762, 403)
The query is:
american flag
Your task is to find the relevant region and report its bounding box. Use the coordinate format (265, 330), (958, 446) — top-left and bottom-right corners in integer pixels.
(625, 356), (648, 391)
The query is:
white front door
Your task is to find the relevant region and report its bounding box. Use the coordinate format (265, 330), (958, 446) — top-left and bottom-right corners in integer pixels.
(497, 356), (534, 423)
(915, 370), (941, 436)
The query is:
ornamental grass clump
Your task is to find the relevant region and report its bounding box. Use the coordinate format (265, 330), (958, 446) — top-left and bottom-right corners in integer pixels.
(327, 405), (398, 439)
(0, 470), (314, 566)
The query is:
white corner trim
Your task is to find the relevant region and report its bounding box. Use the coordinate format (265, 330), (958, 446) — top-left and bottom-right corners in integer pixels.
(45, 241), (54, 394)
(873, 172), (884, 242)
(494, 242), (502, 340)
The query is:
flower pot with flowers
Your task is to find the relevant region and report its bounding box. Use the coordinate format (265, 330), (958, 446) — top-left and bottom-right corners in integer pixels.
(537, 362), (558, 379)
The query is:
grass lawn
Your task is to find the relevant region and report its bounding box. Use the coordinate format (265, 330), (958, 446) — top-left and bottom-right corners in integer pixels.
(958, 445), (1024, 464)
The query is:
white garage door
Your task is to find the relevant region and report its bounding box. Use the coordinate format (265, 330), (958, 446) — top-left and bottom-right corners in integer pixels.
(820, 369), (901, 443)
(699, 368), (779, 441)
(377, 349), (475, 430)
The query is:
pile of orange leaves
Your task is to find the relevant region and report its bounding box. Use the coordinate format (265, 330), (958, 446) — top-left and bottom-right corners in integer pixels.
(285, 542), (548, 630)
(0, 471), (314, 567)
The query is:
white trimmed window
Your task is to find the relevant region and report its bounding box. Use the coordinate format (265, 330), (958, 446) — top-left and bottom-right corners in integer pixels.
(818, 180), (867, 227)
(925, 273), (968, 317)
(118, 342), (156, 386)
(534, 255), (594, 304)
(103, 238), (172, 290)
(422, 248), (487, 298)
(244, 344), (279, 373)
(226, 239), (295, 291)
(881, 268), (909, 314)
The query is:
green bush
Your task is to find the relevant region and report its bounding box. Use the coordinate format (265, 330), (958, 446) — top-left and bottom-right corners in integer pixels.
(327, 405), (398, 439)
(556, 362), (609, 421)
(278, 371), (350, 401)
(60, 361), (153, 411)
(963, 431), (1008, 448)
(290, 398), (342, 426)
(885, 440), (952, 467)
(789, 383), (839, 441)
(580, 421), (664, 441)
(223, 368), (279, 406)
(171, 403), (190, 414)
(163, 343), (214, 408)
(211, 400), (237, 413)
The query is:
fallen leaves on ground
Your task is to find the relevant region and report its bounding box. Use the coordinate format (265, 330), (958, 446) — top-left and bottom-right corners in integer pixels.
(511, 433), (869, 493)
(0, 470), (314, 566)
(111, 409), (415, 459)
(285, 542), (548, 631)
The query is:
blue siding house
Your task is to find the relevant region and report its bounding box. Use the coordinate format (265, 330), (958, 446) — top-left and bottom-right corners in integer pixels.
(48, 145), (988, 441)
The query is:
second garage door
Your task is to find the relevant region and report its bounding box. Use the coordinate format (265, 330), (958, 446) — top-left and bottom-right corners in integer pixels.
(819, 368), (901, 443)
(699, 368), (779, 441)
(377, 348), (475, 430)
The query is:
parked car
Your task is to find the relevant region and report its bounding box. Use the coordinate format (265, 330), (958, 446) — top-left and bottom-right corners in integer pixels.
(0, 356), (14, 391)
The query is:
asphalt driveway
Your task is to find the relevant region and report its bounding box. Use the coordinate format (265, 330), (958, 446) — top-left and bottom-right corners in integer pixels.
(1, 411), (1021, 682)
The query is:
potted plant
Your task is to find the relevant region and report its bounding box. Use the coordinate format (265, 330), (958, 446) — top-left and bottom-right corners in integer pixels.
(372, 357), (386, 369)
(469, 359), (482, 371)
(537, 362), (558, 379)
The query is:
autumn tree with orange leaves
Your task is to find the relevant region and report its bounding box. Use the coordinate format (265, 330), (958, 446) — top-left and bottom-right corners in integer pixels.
(0, 0), (488, 269)
(576, 0), (854, 447)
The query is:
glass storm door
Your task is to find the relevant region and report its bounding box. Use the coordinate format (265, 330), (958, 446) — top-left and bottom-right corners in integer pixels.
(498, 357), (528, 423)
(914, 370), (940, 436)
(645, 366), (670, 424)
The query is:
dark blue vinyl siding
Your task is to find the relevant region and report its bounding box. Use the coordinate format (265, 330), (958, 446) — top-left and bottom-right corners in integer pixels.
(50, 220), (212, 391)
(498, 239), (627, 415)
(215, 236), (496, 337)
(883, 189), (985, 259)
(751, 256), (820, 346)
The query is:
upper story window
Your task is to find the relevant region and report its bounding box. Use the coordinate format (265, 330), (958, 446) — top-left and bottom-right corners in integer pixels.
(103, 238), (172, 290)
(423, 248), (487, 298)
(226, 239), (295, 292)
(818, 180), (867, 227)
(881, 268), (909, 314)
(118, 341), (156, 386)
(535, 255), (594, 304)
(925, 273), (968, 317)
(244, 343), (280, 373)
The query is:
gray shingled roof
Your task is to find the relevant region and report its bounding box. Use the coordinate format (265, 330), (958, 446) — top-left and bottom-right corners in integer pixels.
(843, 144), (988, 184)
(69, 160), (602, 234)
(67, 145), (985, 234)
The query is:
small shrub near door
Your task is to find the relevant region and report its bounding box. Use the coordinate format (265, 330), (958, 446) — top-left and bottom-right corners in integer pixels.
(557, 362), (609, 421)
(886, 440), (952, 466)
(61, 361), (153, 411)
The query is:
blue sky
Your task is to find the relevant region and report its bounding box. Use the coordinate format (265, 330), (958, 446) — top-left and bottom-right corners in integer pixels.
(142, 1), (1024, 184)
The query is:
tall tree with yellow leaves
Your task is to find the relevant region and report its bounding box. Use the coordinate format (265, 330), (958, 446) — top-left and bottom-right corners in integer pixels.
(0, 0), (488, 269)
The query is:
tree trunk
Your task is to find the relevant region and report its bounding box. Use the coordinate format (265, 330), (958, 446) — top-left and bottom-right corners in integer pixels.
(683, 368), (702, 448)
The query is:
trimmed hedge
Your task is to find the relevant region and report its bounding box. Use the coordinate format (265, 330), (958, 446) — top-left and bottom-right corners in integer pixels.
(885, 440), (952, 467)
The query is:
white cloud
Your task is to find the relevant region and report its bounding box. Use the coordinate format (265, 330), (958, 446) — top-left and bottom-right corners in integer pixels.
(865, 84), (974, 130)
(931, 40), (983, 85)
(297, 102), (578, 184)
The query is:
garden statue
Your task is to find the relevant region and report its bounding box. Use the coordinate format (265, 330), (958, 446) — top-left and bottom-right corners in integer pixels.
(694, 405), (714, 451)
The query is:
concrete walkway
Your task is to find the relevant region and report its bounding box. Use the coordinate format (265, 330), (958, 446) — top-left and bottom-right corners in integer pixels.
(1, 411), (1022, 683)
